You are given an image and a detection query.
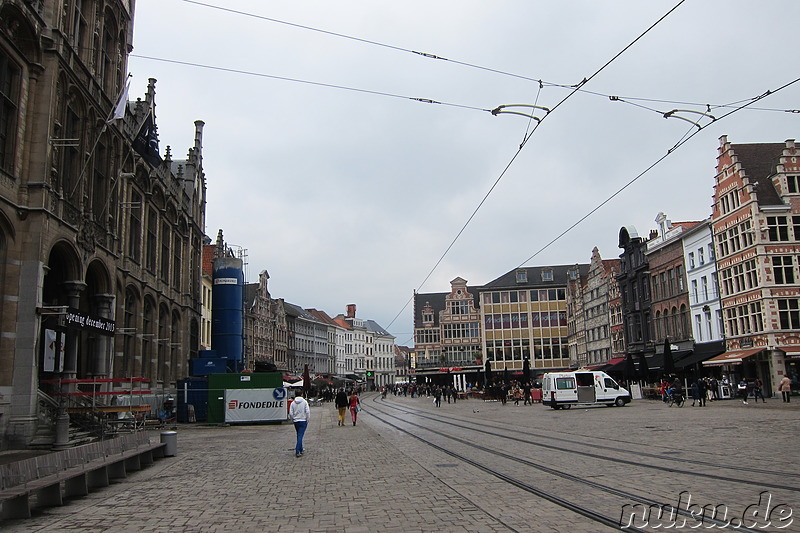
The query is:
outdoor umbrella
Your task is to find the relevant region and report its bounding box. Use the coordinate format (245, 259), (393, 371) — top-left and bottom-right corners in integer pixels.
(522, 357), (531, 384)
(484, 359), (492, 386)
(302, 364), (311, 395)
(503, 366), (509, 384)
(623, 353), (637, 382)
(662, 338), (675, 377)
(637, 353), (650, 382)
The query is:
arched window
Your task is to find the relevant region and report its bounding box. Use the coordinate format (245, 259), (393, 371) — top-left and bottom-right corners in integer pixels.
(158, 304), (169, 382)
(70, 0), (93, 64)
(91, 134), (109, 222)
(142, 298), (154, 378)
(679, 304), (689, 340)
(171, 310), (182, 383)
(654, 310), (662, 341)
(0, 50), (20, 174)
(100, 10), (118, 94)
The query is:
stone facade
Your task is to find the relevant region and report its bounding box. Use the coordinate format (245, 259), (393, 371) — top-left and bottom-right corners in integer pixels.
(584, 248), (620, 367)
(0, 1), (206, 448)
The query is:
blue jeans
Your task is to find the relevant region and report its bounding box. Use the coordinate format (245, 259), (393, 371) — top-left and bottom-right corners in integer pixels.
(294, 421), (307, 455)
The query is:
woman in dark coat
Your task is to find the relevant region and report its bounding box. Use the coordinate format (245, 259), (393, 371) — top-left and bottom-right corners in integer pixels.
(334, 389), (349, 426)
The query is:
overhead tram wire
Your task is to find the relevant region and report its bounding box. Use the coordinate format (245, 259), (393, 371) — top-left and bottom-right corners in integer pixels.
(515, 75), (800, 269)
(174, 0), (800, 117)
(384, 0), (688, 330)
(129, 54), (492, 114)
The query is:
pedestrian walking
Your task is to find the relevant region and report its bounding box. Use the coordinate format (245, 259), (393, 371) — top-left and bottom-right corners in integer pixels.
(752, 378), (766, 403)
(433, 387), (442, 408)
(349, 392), (361, 425)
(335, 389), (348, 426)
(523, 382), (532, 405)
(697, 379), (707, 407)
(690, 381), (699, 407)
(289, 391), (310, 457)
(710, 378), (719, 401)
(779, 375), (792, 403)
(738, 379), (749, 405)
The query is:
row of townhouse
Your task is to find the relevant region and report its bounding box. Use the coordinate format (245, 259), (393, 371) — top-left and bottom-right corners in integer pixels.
(200, 245), (397, 388)
(414, 137), (800, 394)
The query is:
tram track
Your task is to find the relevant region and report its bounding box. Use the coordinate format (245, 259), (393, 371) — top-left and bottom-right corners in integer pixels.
(371, 397), (798, 489)
(364, 395), (784, 533)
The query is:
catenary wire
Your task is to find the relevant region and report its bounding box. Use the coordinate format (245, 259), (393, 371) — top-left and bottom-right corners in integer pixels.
(177, 0), (800, 116)
(129, 54), (492, 113)
(514, 76), (800, 268)
(383, 0), (688, 331)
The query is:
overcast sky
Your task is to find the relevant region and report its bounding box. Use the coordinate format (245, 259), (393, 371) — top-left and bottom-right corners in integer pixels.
(128, 1), (799, 344)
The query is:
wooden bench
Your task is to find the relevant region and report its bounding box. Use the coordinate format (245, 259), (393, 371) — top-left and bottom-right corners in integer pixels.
(0, 433), (169, 520)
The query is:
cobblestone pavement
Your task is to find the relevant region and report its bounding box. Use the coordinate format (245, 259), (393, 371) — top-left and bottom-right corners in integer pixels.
(3, 394), (798, 532)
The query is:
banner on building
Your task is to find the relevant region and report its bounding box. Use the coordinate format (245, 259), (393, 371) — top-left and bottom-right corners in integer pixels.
(43, 329), (64, 373)
(224, 388), (288, 423)
(60, 308), (116, 336)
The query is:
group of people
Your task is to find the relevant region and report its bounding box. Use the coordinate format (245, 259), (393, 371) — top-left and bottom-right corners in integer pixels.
(659, 375), (795, 405)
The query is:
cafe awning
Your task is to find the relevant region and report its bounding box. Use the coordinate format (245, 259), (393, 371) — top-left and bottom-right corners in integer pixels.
(702, 347), (764, 366)
(586, 357), (624, 372)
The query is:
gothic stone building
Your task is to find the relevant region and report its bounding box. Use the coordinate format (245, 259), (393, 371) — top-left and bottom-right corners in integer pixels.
(0, 1), (206, 448)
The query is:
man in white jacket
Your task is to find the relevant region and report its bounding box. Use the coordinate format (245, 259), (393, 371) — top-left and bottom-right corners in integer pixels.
(289, 391), (310, 457)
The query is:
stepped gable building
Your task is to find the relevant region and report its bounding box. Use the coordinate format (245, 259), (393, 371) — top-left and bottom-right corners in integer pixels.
(413, 277), (482, 386)
(243, 269), (287, 373)
(565, 262), (587, 369)
(580, 248), (621, 369)
(413, 266), (589, 387)
(705, 137), (800, 390)
(0, 2), (207, 449)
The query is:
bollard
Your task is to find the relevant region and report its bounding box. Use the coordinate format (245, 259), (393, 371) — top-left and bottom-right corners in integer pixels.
(160, 431), (178, 457)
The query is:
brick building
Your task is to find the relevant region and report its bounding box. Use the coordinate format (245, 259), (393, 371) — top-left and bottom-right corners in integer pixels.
(705, 137), (800, 390)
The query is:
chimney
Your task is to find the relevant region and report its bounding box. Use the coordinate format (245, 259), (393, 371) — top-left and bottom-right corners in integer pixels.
(649, 229), (659, 240)
(346, 304), (357, 318)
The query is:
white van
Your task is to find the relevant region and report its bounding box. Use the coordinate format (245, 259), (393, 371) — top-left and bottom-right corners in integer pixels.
(541, 371), (631, 409)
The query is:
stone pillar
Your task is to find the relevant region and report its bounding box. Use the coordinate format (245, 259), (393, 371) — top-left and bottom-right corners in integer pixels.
(54, 281), (86, 449)
(92, 293), (115, 377)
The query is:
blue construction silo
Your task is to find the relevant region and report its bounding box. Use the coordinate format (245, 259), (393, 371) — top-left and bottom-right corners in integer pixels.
(212, 256), (243, 372)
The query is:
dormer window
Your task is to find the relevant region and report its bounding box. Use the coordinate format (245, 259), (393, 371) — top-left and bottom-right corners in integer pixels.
(568, 268), (578, 281)
(515, 269), (528, 283)
(541, 268), (553, 282)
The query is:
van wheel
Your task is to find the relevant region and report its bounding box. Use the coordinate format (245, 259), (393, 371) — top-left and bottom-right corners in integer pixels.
(563, 404), (571, 410)
(614, 397), (626, 407)
(551, 404), (560, 410)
